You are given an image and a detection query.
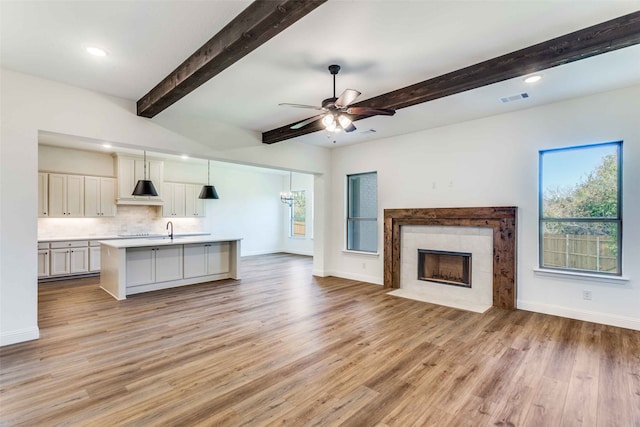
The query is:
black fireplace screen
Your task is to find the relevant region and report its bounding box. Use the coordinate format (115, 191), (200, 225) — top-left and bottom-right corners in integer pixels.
(418, 249), (471, 288)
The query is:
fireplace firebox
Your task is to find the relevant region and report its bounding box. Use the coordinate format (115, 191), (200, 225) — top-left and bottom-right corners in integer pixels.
(418, 249), (471, 288)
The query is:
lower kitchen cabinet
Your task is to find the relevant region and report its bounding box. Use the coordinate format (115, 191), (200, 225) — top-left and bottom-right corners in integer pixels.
(126, 245), (183, 287)
(39, 240), (101, 280)
(183, 242), (230, 278)
(100, 238), (240, 300)
(50, 247), (89, 276)
(38, 249), (50, 278)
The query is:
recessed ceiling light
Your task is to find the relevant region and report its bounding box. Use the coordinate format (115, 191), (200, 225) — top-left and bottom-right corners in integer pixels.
(524, 75), (542, 84)
(85, 46), (108, 57)
(181, 154), (189, 160)
(102, 143), (112, 149)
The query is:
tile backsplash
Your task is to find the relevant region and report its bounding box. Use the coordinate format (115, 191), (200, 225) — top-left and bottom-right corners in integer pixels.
(38, 205), (206, 239)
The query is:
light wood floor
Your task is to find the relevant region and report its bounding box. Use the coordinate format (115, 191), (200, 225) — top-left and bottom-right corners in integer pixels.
(1, 253), (639, 426)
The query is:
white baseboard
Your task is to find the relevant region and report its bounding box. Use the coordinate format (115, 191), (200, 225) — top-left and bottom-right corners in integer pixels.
(281, 250), (314, 256)
(241, 249), (282, 257)
(312, 269), (327, 277)
(517, 300), (640, 331)
(241, 249), (314, 257)
(1, 326), (40, 347)
(324, 270), (383, 285)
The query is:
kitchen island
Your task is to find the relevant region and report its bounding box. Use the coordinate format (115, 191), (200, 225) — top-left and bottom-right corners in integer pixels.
(100, 236), (241, 300)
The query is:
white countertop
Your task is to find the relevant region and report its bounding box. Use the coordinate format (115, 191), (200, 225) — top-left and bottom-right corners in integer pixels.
(99, 236), (242, 249)
(38, 233), (210, 242)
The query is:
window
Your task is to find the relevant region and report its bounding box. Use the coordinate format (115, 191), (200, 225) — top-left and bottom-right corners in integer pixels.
(290, 190), (306, 237)
(539, 141), (622, 275)
(347, 172), (377, 252)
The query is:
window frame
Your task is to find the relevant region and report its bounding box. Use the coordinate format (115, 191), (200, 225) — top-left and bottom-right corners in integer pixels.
(538, 141), (622, 276)
(289, 190), (306, 238)
(346, 171), (378, 253)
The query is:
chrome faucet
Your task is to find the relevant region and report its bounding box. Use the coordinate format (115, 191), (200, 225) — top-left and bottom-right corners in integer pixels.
(166, 221), (174, 240)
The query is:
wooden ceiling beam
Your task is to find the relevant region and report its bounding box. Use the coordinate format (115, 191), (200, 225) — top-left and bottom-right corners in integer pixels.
(262, 11), (640, 144)
(137, 0), (327, 118)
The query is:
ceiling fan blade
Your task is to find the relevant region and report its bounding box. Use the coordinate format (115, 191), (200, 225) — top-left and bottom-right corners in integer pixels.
(279, 103), (324, 111)
(290, 114), (324, 130)
(346, 107), (396, 116)
(344, 123), (357, 133)
(335, 89), (361, 108)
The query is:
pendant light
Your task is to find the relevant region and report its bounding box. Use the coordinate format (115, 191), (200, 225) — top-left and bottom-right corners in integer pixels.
(132, 150), (158, 196)
(280, 171), (293, 206)
(199, 160), (219, 199)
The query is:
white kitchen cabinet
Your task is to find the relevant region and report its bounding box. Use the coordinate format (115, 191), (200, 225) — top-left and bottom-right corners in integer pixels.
(126, 247), (154, 287)
(183, 242), (230, 279)
(50, 248), (71, 276)
(185, 184), (206, 217)
(38, 249), (50, 278)
(38, 173), (49, 217)
(117, 156), (136, 200)
(126, 245), (183, 287)
(70, 247), (89, 274)
(48, 174), (84, 217)
(101, 238), (240, 299)
(162, 182), (186, 217)
(114, 155), (164, 203)
(155, 246), (183, 282)
(147, 160), (163, 201)
(49, 241), (89, 276)
(50, 247), (89, 275)
(84, 176), (117, 217)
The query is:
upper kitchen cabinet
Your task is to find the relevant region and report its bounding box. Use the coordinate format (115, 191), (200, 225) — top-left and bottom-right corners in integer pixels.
(85, 176), (117, 217)
(48, 173), (84, 217)
(38, 172), (48, 217)
(162, 182), (186, 217)
(185, 184), (206, 217)
(114, 154), (164, 205)
(163, 182), (206, 218)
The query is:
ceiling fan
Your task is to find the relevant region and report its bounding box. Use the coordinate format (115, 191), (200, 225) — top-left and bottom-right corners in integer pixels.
(279, 64), (396, 133)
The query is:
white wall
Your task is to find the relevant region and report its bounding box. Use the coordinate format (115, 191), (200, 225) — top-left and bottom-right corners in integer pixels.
(204, 167), (284, 256)
(165, 159), (285, 256)
(281, 172), (315, 256)
(328, 84), (640, 330)
(0, 69), (331, 346)
(39, 144), (115, 176)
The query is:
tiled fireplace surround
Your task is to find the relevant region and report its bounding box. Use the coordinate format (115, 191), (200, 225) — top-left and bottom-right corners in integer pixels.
(399, 226), (494, 312)
(384, 207), (517, 310)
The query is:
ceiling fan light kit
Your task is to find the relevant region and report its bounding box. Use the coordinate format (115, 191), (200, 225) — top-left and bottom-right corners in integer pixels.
(280, 64), (396, 135)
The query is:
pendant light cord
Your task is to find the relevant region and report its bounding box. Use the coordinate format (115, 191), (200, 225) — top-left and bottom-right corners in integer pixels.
(207, 160), (211, 185)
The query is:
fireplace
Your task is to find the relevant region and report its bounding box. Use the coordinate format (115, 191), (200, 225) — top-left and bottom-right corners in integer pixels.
(384, 207), (517, 310)
(418, 249), (471, 288)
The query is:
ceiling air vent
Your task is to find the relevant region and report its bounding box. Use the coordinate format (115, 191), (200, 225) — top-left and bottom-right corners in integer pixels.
(359, 129), (377, 135)
(500, 93), (529, 103)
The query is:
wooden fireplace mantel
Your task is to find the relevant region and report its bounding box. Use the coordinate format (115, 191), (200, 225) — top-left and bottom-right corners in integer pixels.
(384, 207), (517, 310)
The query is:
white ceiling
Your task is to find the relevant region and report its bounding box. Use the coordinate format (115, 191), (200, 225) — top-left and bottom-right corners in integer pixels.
(2, 0), (640, 149)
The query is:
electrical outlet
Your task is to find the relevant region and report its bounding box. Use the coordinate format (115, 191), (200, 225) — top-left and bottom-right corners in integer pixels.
(582, 290), (592, 300)
(362, 262), (366, 269)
